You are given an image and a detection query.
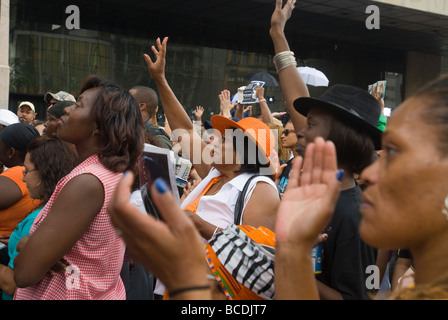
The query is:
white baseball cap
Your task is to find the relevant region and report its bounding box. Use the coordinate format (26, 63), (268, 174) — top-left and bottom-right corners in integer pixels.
(0, 109), (19, 127)
(18, 101), (35, 112)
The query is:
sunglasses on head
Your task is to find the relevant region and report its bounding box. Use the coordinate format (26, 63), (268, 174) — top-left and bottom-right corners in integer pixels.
(282, 129), (295, 136)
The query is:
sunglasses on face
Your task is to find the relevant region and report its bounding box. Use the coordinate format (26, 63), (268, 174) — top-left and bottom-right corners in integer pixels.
(282, 129), (296, 136)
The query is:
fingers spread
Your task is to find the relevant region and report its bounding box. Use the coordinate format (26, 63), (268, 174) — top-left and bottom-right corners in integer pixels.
(143, 54), (153, 65)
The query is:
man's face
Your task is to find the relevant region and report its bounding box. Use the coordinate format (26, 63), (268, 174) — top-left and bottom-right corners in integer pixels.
(17, 105), (36, 124)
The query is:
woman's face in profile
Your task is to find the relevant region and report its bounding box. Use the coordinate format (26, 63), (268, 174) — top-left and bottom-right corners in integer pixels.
(23, 153), (43, 200)
(359, 96), (448, 250)
(295, 107), (332, 156)
(58, 88), (98, 144)
(44, 113), (59, 137)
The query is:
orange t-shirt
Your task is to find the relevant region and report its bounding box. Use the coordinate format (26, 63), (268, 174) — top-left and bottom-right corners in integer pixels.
(0, 166), (41, 235)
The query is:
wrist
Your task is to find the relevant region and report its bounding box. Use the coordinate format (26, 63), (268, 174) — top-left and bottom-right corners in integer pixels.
(259, 98), (266, 103)
(269, 25), (286, 38)
(152, 74), (168, 85)
(166, 263), (212, 299)
(277, 239), (314, 252)
(168, 284), (211, 300)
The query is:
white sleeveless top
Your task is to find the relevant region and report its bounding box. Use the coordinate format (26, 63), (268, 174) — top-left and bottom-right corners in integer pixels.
(181, 167), (278, 233)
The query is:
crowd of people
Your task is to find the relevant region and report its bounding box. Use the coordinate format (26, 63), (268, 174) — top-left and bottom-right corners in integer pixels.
(0, 0), (447, 301)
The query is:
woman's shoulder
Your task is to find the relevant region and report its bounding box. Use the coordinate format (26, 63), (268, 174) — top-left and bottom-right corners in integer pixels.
(55, 155), (122, 197)
(0, 166), (27, 193)
(245, 174), (277, 191)
(228, 173), (278, 196)
(71, 155), (121, 180)
(1, 166), (24, 182)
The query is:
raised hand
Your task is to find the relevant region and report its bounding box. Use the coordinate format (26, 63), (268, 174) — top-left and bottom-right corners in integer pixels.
(275, 137), (341, 247)
(274, 137), (341, 299)
(144, 37), (168, 82)
(255, 86), (265, 101)
(270, 0), (296, 34)
(194, 106), (204, 120)
(219, 89), (237, 118)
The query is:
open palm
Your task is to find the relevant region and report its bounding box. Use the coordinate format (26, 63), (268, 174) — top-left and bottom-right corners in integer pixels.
(275, 137), (341, 247)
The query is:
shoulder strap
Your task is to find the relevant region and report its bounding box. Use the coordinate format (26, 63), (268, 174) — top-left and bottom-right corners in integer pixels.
(234, 175), (260, 225)
(234, 175), (282, 225)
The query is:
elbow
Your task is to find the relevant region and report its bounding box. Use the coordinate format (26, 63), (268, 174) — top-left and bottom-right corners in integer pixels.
(3, 281), (17, 296)
(14, 271), (35, 289)
(13, 261), (39, 288)
(13, 266), (28, 288)
(0, 265), (17, 296)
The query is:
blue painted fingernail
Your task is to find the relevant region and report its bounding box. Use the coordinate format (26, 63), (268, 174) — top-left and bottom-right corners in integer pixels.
(155, 178), (168, 194)
(336, 170), (344, 181)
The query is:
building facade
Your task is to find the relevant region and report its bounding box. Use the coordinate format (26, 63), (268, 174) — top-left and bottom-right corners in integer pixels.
(2, 0), (447, 120)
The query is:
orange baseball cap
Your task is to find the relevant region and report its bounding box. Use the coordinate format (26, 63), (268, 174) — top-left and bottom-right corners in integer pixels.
(210, 115), (276, 177)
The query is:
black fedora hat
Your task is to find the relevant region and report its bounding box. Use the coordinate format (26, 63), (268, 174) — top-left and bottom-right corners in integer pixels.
(293, 84), (383, 149)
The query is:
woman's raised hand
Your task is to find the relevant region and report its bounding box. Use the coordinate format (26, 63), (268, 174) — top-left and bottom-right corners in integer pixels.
(275, 137), (341, 247)
(144, 37), (169, 82)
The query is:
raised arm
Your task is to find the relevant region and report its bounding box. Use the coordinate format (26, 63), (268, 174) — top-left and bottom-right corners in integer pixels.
(144, 38), (194, 132)
(255, 86), (273, 124)
(270, 0), (308, 132)
(144, 38), (211, 178)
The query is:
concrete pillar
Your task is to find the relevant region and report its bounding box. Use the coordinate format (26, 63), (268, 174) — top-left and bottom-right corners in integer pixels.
(0, 0), (9, 110)
(404, 51), (441, 99)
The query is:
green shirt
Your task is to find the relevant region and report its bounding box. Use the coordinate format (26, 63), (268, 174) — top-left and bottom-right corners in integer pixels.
(144, 121), (173, 150)
(377, 114), (387, 132)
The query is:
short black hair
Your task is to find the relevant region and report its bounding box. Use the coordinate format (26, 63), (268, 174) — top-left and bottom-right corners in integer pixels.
(130, 86), (159, 118)
(80, 75), (144, 173)
(326, 111), (376, 175)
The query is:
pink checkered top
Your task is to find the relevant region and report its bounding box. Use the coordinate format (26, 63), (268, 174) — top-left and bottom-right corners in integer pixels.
(14, 155), (125, 300)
